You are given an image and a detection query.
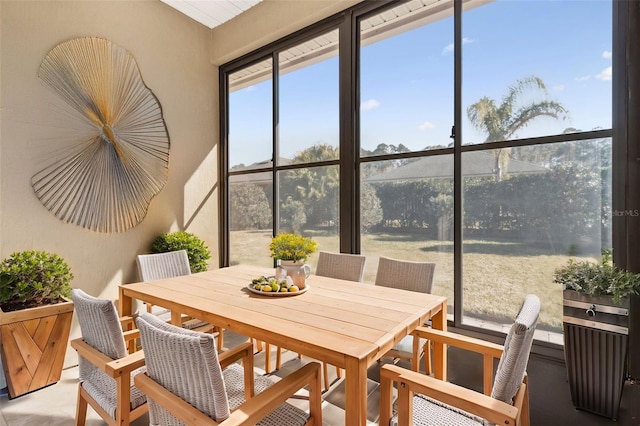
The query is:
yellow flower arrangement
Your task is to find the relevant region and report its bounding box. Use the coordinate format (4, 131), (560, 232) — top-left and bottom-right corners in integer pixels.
(269, 233), (318, 262)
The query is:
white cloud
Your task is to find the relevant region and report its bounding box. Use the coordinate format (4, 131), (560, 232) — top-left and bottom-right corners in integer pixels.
(596, 66), (612, 81)
(246, 85), (257, 92)
(418, 121), (435, 131)
(553, 84), (565, 91)
(361, 99), (380, 111)
(442, 37), (474, 55)
(602, 50), (612, 59)
(575, 75), (591, 82)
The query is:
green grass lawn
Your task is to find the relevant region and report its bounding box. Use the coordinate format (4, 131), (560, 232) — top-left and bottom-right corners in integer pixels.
(230, 229), (598, 332)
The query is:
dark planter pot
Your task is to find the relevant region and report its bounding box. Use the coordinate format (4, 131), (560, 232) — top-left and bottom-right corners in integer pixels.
(563, 289), (629, 420)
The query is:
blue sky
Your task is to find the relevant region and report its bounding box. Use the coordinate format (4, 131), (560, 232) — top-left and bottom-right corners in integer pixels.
(229, 0), (612, 168)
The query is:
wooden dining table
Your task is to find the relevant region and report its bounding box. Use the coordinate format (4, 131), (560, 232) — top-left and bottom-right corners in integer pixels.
(119, 264), (448, 426)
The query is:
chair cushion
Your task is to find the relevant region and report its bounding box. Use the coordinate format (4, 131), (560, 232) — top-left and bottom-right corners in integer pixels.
(491, 294), (540, 404)
(80, 361), (147, 420)
(71, 289), (127, 359)
(223, 364), (309, 426)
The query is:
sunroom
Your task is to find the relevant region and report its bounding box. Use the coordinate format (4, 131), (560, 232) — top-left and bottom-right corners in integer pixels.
(0, 0), (639, 425)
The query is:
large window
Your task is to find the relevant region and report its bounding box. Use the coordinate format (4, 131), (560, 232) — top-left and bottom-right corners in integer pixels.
(221, 0), (616, 348)
(359, 1), (455, 309)
(224, 30), (341, 270)
(228, 58), (273, 267)
(460, 0), (612, 337)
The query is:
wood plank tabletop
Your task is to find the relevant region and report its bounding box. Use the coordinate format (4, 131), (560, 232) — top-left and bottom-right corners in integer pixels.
(120, 264), (447, 368)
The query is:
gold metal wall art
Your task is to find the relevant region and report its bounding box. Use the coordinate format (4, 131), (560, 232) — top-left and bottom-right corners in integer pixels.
(33, 37), (169, 233)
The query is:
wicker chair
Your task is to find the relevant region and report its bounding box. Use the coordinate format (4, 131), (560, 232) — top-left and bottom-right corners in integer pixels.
(375, 256), (436, 372)
(136, 250), (223, 349)
(70, 289), (147, 426)
(315, 251), (366, 282)
(134, 312), (323, 426)
(380, 294), (540, 426)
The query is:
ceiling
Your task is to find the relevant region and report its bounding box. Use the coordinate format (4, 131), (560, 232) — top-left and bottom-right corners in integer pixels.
(160, 0), (262, 29)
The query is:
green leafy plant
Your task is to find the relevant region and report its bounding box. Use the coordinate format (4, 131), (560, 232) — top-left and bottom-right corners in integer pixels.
(269, 233), (318, 262)
(0, 250), (73, 312)
(151, 231), (211, 273)
(554, 250), (640, 304)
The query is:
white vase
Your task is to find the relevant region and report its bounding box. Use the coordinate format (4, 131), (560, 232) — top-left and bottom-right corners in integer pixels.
(276, 260), (311, 289)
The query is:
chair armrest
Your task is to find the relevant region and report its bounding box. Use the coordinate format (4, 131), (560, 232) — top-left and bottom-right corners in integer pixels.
(219, 341), (253, 368)
(71, 338), (114, 371)
(412, 326), (504, 358)
(412, 327), (504, 395)
(120, 314), (138, 328)
(71, 338), (145, 377)
(106, 350), (145, 377)
(123, 329), (140, 342)
(381, 364), (519, 426)
(222, 361), (322, 426)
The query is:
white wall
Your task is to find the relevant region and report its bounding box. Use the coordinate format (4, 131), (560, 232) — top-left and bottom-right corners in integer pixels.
(0, 0), (218, 368)
(0, 0), (360, 374)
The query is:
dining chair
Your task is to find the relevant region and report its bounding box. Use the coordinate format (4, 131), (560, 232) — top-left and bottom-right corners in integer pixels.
(70, 289), (148, 426)
(375, 256), (436, 373)
(134, 312), (323, 426)
(380, 294), (540, 426)
(315, 251), (366, 282)
(136, 250), (223, 349)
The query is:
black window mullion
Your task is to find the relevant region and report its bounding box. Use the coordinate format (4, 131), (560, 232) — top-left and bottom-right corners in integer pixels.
(339, 9), (359, 254)
(273, 52), (280, 246)
(218, 68), (230, 267)
(453, 0), (463, 327)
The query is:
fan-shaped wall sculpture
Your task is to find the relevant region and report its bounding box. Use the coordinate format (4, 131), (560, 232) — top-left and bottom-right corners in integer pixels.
(33, 37), (169, 233)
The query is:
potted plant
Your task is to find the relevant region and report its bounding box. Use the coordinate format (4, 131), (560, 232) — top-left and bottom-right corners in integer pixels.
(151, 231), (211, 273)
(554, 249), (640, 419)
(0, 250), (74, 398)
(269, 233), (317, 289)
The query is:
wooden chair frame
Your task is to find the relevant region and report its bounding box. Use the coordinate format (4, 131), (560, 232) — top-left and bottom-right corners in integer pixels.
(134, 341), (323, 426)
(380, 326), (530, 426)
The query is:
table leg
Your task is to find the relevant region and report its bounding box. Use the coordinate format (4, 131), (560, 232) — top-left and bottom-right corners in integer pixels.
(118, 287), (136, 353)
(431, 301), (447, 381)
(344, 357), (367, 426)
(119, 287), (131, 317)
(171, 311), (182, 326)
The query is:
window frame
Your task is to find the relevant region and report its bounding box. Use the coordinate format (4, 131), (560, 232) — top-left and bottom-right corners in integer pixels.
(219, 0), (626, 356)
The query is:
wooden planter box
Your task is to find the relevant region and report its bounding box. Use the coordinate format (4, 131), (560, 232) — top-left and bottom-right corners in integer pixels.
(0, 299), (74, 399)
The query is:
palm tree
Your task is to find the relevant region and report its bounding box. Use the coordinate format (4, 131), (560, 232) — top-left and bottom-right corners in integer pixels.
(467, 76), (568, 181)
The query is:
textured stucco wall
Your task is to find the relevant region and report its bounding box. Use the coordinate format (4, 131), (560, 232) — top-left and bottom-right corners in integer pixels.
(0, 0), (218, 368)
(0, 0), (361, 376)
